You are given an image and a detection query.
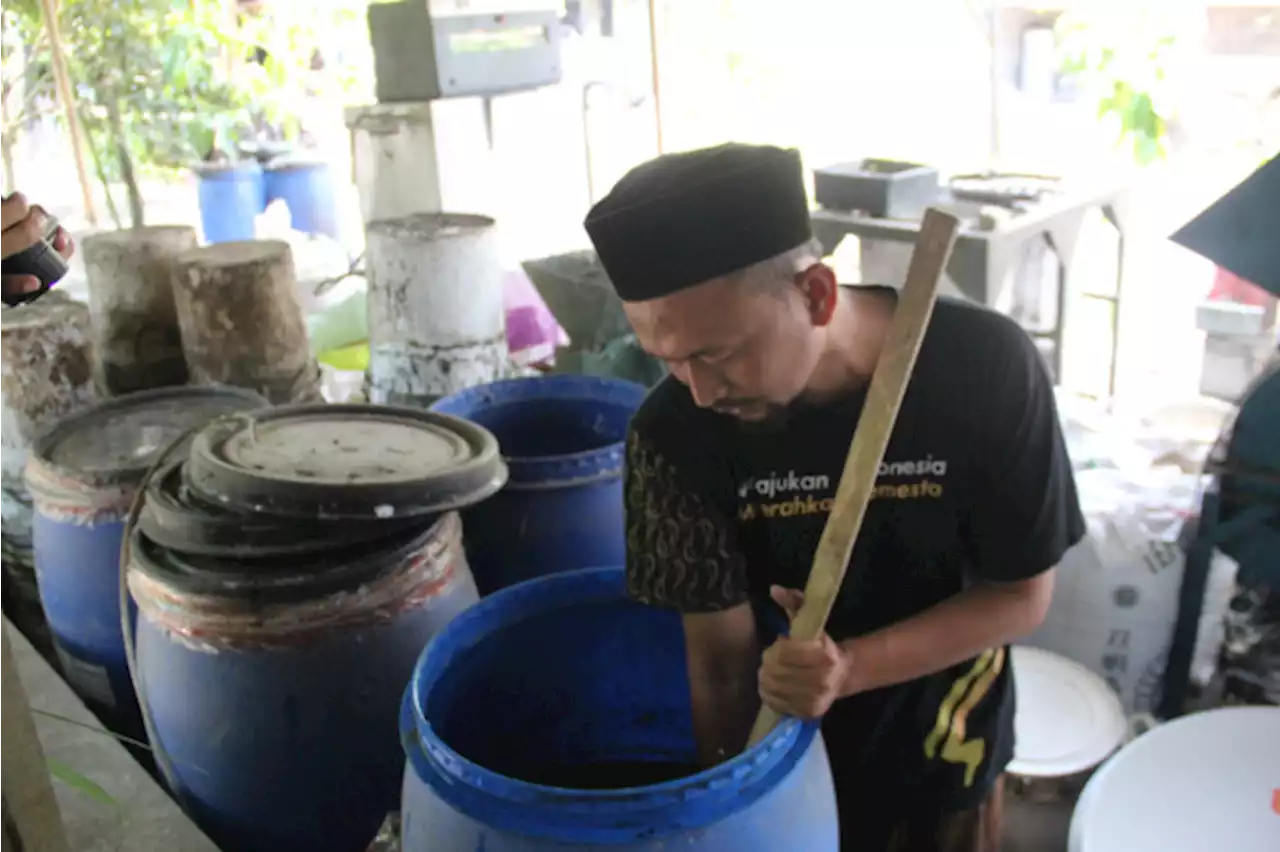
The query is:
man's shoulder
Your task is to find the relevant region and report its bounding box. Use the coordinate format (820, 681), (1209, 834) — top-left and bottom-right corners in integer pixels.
(924, 298), (1049, 394)
(931, 297), (1038, 355)
(627, 378), (730, 485)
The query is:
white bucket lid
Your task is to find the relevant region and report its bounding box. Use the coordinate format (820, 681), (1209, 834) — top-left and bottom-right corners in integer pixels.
(1069, 706), (1280, 852)
(1009, 646), (1128, 778)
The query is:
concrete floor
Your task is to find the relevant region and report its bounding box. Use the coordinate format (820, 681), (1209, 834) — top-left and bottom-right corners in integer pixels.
(5, 619), (219, 852)
(1005, 789), (1076, 852)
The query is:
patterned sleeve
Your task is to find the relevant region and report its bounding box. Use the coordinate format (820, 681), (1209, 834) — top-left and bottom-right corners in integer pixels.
(624, 425), (750, 613)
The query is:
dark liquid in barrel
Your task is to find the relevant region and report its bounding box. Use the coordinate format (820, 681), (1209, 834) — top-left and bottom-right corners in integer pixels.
(518, 760), (701, 789)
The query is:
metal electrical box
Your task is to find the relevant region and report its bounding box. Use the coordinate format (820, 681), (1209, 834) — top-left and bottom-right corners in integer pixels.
(369, 0), (564, 102)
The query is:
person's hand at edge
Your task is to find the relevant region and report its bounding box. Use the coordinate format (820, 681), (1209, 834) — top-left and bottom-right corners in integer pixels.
(2, 192), (74, 301)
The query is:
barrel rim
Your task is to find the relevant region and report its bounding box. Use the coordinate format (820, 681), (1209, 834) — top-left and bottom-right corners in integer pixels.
(402, 565), (819, 844)
(81, 224), (198, 247)
(365, 211), (496, 236)
(184, 403), (509, 520)
(127, 514), (430, 601)
(128, 511), (454, 604)
(192, 159), (264, 178)
(429, 375), (647, 488)
(25, 385), (268, 493)
(0, 290), (89, 330)
(263, 156), (330, 174)
(138, 459), (421, 559)
(1067, 705), (1280, 851)
(172, 239), (292, 271)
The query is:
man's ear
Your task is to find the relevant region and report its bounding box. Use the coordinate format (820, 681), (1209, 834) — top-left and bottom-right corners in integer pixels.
(796, 263), (839, 327)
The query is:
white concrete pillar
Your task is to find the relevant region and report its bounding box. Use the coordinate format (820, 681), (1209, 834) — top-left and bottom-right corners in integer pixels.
(365, 213), (509, 405)
(344, 100), (499, 226)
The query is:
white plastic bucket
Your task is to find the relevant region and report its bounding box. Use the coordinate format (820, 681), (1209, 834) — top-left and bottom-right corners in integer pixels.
(1068, 706), (1280, 852)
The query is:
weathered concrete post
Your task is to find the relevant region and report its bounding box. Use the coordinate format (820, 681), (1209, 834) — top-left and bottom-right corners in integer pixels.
(1, 293), (97, 644)
(344, 100), (498, 225)
(82, 225), (197, 395)
(365, 213), (509, 406)
(170, 240), (321, 405)
(2, 624), (72, 852)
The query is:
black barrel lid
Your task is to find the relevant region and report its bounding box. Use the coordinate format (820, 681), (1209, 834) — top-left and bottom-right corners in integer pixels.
(138, 460), (421, 559)
(185, 404), (507, 519)
(28, 386), (268, 490)
(129, 516), (447, 603)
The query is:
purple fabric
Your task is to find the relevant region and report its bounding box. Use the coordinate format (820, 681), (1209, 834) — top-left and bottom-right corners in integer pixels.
(504, 268), (569, 358)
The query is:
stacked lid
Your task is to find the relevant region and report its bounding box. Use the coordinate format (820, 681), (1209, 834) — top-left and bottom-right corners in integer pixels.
(1008, 646), (1127, 779)
(132, 404), (507, 599)
(26, 386), (269, 501)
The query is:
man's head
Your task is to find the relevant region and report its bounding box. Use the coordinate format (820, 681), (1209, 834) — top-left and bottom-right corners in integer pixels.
(584, 144), (840, 422)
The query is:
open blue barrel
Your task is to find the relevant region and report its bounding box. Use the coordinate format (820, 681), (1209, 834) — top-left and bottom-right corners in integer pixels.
(264, 158), (340, 240)
(401, 566), (839, 850)
(24, 386), (266, 741)
(196, 161), (264, 244)
(430, 375), (646, 595)
(129, 404), (505, 852)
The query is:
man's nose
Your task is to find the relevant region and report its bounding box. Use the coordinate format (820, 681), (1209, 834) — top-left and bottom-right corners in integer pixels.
(683, 362), (724, 408)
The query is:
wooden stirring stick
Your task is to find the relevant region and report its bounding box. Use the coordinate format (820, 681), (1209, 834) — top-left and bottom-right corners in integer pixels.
(747, 208), (961, 746)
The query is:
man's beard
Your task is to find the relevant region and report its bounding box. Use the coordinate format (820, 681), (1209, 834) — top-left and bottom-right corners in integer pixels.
(713, 400), (796, 432)
(716, 387), (862, 433)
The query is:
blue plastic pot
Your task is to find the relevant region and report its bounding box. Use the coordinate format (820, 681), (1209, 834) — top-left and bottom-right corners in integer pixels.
(133, 513), (480, 852)
(430, 375), (646, 596)
(196, 161), (264, 244)
(264, 160), (340, 240)
(400, 566), (840, 850)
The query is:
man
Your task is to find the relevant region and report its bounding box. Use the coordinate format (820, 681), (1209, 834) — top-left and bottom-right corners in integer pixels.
(583, 144), (1084, 852)
(2, 192), (74, 303)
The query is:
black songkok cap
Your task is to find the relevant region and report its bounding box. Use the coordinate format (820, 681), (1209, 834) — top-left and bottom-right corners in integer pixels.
(1171, 151), (1280, 299)
(583, 143), (813, 303)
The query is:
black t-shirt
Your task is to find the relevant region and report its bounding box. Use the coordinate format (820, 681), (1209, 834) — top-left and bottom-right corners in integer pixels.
(623, 288), (1085, 817)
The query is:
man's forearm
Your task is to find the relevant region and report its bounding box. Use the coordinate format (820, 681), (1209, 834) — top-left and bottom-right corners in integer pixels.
(689, 672), (759, 767)
(838, 570), (1054, 697)
(682, 606), (763, 766)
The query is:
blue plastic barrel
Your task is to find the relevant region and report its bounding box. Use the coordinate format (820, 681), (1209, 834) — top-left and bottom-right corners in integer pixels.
(401, 566), (839, 851)
(24, 386), (266, 741)
(264, 159), (340, 240)
(132, 512), (480, 852)
(196, 161), (264, 244)
(430, 375), (646, 595)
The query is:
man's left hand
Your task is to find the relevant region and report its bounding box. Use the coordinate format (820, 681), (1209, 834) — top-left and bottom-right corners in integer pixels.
(757, 585), (852, 720)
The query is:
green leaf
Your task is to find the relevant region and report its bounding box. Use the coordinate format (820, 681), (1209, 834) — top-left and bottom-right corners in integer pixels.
(45, 759), (119, 809)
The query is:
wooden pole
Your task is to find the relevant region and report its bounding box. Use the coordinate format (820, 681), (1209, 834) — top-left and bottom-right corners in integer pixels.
(646, 0), (665, 154)
(747, 210), (961, 747)
(0, 45), (20, 195)
(38, 0), (98, 226)
(224, 0), (238, 79)
(987, 5), (1001, 169)
(1, 78), (17, 193)
(2, 624), (73, 852)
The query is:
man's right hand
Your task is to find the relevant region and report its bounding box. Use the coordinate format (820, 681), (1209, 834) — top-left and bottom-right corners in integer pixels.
(2, 193), (74, 301)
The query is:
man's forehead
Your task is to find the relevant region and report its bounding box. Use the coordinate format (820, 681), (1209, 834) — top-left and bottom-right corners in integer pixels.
(625, 281), (757, 358)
